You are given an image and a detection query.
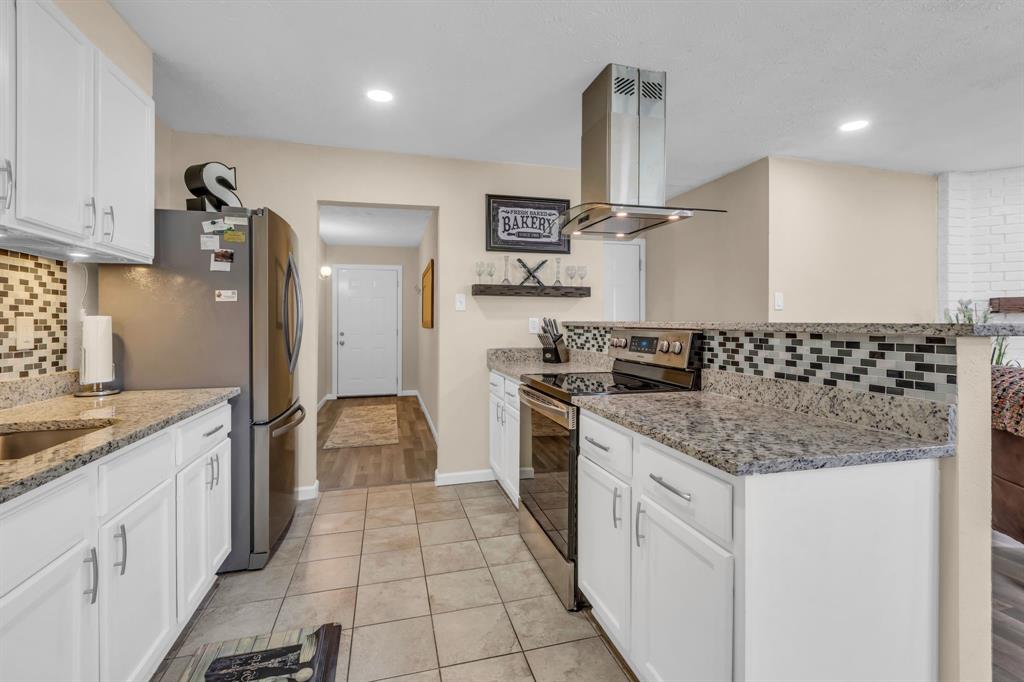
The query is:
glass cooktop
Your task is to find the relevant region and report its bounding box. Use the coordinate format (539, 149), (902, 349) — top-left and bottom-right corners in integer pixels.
(524, 371), (681, 398)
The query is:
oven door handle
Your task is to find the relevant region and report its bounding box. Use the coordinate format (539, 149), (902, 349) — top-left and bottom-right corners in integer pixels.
(518, 386), (576, 429)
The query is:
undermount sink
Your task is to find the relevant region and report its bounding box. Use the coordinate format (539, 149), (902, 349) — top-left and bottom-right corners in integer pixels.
(0, 427), (105, 461)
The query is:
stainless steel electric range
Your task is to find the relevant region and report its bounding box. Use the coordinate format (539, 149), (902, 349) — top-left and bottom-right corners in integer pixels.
(517, 328), (702, 610)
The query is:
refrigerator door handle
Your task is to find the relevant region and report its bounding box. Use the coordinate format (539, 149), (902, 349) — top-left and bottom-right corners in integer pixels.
(282, 254), (294, 371)
(288, 252), (303, 374)
(271, 403), (306, 438)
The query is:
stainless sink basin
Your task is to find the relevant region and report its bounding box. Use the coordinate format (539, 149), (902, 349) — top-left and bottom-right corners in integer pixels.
(0, 427), (105, 461)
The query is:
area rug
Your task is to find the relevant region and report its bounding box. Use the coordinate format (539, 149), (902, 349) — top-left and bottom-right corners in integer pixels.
(178, 624), (342, 682)
(323, 404), (400, 448)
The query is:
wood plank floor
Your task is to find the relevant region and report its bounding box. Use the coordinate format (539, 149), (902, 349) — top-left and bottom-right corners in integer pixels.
(317, 395), (436, 490)
(994, 530), (1024, 681)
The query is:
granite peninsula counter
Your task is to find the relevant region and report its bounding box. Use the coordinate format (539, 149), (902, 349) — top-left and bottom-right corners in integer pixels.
(0, 387), (240, 503)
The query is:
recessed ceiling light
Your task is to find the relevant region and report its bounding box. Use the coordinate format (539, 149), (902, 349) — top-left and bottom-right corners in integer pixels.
(67, 251), (89, 258)
(615, 233), (626, 238)
(839, 119), (870, 132)
(667, 215), (680, 221)
(572, 231), (581, 236)
(366, 89), (394, 103)
(615, 211), (629, 218)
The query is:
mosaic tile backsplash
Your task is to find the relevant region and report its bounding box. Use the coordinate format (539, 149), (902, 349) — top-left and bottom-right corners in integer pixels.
(565, 324), (958, 403)
(0, 250), (67, 379)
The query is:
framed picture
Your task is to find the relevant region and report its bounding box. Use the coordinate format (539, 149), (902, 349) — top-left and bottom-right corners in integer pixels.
(421, 259), (434, 329)
(485, 194), (571, 254)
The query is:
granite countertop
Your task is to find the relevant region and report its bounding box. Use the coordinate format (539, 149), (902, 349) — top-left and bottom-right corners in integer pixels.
(562, 320), (1024, 337)
(0, 388), (240, 504)
(487, 348), (613, 382)
(573, 391), (953, 476)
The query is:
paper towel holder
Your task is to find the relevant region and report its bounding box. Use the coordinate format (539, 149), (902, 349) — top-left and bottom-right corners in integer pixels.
(75, 315), (121, 397)
(74, 351), (121, 397)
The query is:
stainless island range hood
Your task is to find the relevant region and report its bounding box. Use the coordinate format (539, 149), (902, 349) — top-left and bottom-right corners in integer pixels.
(559, 64), (724, 238)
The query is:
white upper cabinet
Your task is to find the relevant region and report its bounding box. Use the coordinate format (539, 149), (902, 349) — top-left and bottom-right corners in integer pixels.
(0, 0), (154, 263)
(95, 53), (154, 259)
(15, 0), (94, 240)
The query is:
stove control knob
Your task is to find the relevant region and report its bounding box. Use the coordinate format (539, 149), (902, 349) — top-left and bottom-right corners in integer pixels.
(610, 337), (624, 348)
(657, 340), (670, 353)
(670, 341), (684, 354)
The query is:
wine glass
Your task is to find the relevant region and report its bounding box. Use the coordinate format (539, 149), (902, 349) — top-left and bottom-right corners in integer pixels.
(501, 256), (511, 284)
(566, 265), (577, 285)
(553, 257), (562, 286)
(486, 262), (495, 283)
(475, 261), (485, 284)
(577, 265), (588, 285)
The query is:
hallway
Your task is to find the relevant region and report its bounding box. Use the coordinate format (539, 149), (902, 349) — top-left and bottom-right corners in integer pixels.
(318, 396), (437, 490)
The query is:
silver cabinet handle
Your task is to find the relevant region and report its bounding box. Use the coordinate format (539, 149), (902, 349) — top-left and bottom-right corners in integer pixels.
(83, 197), (97, 235)
(649, 473), (692, 502)
(635, 501), (646, 547)
(203, 424), (224, 438)
(113, 523), (127, 575)
(214, 453), (221, 486)
(612, 487), (622, 529)
(338, 340), (345, 346)
(500, 402), (505, 426)
(83, 547), (99, 603)
(0, 158), (13, 210)
(584, 436), (610, 452)
(207, 456), (215, 490)
(102, 205), (115, 241)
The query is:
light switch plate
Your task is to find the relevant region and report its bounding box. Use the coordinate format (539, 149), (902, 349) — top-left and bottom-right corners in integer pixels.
(15, 316), (33, 350)
(774, 292), (785, 311)
(528, 317), (541, 333)
(454, 293), (466, 311)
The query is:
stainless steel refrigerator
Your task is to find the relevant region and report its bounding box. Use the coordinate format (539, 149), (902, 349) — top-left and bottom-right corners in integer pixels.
(99, 207), (305, 572)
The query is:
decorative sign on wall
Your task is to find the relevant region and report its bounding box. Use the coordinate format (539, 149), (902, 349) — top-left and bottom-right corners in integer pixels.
(184, 162), (244, 211)
(421, 259), (434, 329)
(485, 194), (570, 254)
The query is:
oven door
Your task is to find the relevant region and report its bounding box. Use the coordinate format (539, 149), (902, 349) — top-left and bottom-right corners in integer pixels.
(518, 386), (577, 561)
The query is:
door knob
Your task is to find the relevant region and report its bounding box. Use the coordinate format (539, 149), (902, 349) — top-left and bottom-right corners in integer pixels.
(339, 331), (345, 337)
(339, 340), (345, 346)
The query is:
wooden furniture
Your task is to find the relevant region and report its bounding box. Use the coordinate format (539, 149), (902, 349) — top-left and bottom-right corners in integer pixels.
(0, 0), (154, 263)
(576, 408), (939, 681)
(472, 284), (591, 298)
(991, 297), (1024, 314)
(993, 428), (1024, 543)
(0, 401), (232, 682)
(489, 371), (521, 505)
(421, 259), (434, 328)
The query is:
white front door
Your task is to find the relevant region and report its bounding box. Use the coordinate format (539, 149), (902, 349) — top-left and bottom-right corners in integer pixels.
(603, 241), (644, 321)
(336, 267), (399, 396)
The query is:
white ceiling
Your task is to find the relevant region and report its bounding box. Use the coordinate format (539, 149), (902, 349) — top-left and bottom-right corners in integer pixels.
(113, 0), (1024, 196)
(319, 205), (433, 247)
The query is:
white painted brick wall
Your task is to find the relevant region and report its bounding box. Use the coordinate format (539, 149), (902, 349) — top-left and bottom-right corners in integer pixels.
(938, 166), (1024, 363)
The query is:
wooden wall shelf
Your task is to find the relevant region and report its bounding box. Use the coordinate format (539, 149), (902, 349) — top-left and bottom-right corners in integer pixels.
(991, 297), (1024, 314)
(471, 284), (591, 298)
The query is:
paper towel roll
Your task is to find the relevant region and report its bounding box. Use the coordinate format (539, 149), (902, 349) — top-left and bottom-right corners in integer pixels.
(81, 316), (114, 385)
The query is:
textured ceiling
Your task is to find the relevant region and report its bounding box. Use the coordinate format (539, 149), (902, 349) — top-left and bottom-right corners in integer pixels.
(113, 0), (1024, 195)
(319, 205), (433, 248)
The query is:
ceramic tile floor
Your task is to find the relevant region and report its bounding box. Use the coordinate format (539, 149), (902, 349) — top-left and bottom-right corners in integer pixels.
(152, 480), (631, 682)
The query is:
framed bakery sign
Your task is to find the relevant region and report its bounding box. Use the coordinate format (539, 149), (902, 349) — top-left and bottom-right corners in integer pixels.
(485, 194), (571, 254)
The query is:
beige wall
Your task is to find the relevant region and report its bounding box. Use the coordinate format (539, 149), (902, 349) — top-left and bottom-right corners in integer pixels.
(416, 214), (439, 429)
(55, 0), (152, 95)
(768, 157), (938, 322)
(646, 159), (769, 322)
(647, 157), (938, 323)
(317, 242), (423, 401)
(155, 128), (603, 486)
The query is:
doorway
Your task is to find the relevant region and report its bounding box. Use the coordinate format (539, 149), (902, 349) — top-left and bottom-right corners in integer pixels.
(604, 239), (645, 321)
(333, 264), (401, 397)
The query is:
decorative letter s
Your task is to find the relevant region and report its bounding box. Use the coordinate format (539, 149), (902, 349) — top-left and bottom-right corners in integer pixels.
(184, 162), (243, 211)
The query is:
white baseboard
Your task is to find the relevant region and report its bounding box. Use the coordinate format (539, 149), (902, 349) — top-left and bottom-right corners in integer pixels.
(295, 479), (319, 501)
(520, 467), (535, 479)
(434, 468), (495, 487)
(398, 389), (418, 397)
(317, 394), (336, 411)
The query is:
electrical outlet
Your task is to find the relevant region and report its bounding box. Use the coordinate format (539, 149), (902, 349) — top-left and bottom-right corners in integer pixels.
(774, 292), (785, 311)
(15, 316), (33, 350)
(454, 293), (466, 311)
(528, 317), (540, 333)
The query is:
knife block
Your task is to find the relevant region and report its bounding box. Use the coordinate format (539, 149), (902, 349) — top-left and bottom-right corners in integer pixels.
(538, 334), (570, 363)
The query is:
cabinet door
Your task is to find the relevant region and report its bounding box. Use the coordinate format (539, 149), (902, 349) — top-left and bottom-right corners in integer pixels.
(99, 480), (175, 682)
(176, 453), (212, 621)
(631, 496), (733, 682)
(15, 0), (94, 238)
(0, 541), (99, 681)
(0, 1), (15, 228)
(502, 405), (520, 506)
(489, 393), (503, 479)
(95, 53), (154, 260)
(207, 439), (232, 573)
(577, 455), (630, 652)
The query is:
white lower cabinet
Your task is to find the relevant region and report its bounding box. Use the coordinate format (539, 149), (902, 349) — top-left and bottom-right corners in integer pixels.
(577, 455), (631, 651)
(632, 495), (733, 682)
(487, 373), (520, 506)
(0, 539), (99, 682)
(501, 403), (520, 505)
(488, 392), (503, 477)
(99, 480), (176, 682)
(0, 401), (232, 682)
